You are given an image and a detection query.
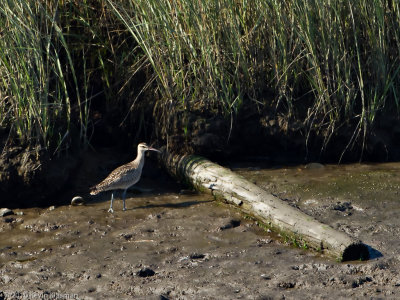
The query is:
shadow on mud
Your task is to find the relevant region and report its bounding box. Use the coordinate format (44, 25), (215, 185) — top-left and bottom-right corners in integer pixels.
(367, 245), (383, 260)
(135, 199), (213, 210)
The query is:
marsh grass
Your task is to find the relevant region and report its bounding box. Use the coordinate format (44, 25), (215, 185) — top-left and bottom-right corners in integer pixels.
(0, 0), (120, 155)
(108, 0), (400, 157)
(0, 1), (73, 153)
(1, 0), (400, 158)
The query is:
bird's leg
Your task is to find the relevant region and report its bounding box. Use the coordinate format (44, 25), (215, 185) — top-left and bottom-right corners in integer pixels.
(108, 192), (114, 213)
(122, 189), (127, 211)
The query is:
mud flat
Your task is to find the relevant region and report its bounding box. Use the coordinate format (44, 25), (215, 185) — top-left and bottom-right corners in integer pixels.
(1, 162), (400, 299)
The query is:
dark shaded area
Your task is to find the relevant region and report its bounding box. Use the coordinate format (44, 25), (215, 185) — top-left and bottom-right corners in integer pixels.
(135, 200), (212, 210)
(0, 146), (79, 208)
(219, 219), (241, 231)
(341, 243), (371, 262)
(189, 253), (205, 259)
(161, 106), (400, 164)
(137, 268), (155, 277)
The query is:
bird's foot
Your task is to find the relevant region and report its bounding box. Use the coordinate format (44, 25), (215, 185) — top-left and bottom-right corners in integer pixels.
(108, 207), (114, 213)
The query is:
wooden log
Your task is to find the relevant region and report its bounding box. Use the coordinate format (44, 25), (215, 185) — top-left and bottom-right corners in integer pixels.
(160, 151), (369, 261)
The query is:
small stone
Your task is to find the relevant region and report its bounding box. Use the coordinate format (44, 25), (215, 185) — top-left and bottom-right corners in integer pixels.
(48, 206), (56, 211)
(278, 282), (295, 289)
(71, 196), (85, 206)
(15, 211), (24, 216)
(333, 202), (353, 212)
(95, 273), (102, 279)
(0, 208), (14, 217)
(304, 163), (325, 169)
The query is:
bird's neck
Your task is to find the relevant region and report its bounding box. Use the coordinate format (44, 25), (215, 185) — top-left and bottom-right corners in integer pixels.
(133, 150), (145, 166)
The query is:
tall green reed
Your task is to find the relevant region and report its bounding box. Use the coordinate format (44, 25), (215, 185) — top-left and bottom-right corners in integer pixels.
(0, 0), (114, 155)
(0, 1), (71, 153)
(107, 0), (400, 157)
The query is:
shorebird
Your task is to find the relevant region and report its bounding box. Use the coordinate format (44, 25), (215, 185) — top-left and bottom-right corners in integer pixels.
(90, 143), (161, 213)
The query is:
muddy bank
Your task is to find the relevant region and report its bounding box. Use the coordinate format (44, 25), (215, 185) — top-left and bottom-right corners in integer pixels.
(0, 146), (78, 208)
(1, 162), (400, 299)
(161, 108), (400, 163)
(2, 104), (400, 209)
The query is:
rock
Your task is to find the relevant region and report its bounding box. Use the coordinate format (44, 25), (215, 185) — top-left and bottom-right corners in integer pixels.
(71, 196), (85, 206)
(277, 281), (295, 289)
(304, 162), (325, 169)
(333, 202), (353, 212)
(0, 208), (14, 217)
(48, 206), (56, 211)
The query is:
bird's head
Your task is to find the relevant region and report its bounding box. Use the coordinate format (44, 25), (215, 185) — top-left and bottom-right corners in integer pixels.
(138, 142), (161, 153)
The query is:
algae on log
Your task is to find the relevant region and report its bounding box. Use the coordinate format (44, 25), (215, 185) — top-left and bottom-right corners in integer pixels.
(160, 151), (369, 261)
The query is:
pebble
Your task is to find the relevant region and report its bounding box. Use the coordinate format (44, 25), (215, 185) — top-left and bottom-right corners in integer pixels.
(48, 206), (56, 211)
(333, 202), (353, 212)
(71, 196), (85, 206)
(0, 208), (14, 217)
(261, 274), (271, 280)
(304, 162), (325, 169)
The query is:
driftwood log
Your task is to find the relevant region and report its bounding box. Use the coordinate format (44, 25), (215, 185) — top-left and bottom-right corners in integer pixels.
(160, 151), (369, 261)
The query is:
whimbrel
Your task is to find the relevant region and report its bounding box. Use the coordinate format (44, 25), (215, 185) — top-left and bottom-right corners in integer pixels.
(90, 143), (161, 213)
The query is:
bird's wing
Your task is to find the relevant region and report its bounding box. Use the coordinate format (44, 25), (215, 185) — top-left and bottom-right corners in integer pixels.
(94, 164), (132, 190)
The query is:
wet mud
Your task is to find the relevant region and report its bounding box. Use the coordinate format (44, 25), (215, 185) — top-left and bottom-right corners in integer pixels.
(1, 161), (400, 299)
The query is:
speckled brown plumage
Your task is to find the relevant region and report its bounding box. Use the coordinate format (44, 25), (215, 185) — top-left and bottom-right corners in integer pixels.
(90, 158), (144, 194)
(90, 143), (160, 213)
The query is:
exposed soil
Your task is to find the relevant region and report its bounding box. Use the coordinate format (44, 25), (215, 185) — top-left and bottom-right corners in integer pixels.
(0, 145), (78, 208)
(1, 155), (400, 299)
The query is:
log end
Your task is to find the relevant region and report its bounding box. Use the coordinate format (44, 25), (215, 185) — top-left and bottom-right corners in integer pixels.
(341, 242), (370, 262)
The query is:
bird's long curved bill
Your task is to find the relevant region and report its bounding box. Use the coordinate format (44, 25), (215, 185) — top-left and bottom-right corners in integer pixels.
(148, 147), (161, 153)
